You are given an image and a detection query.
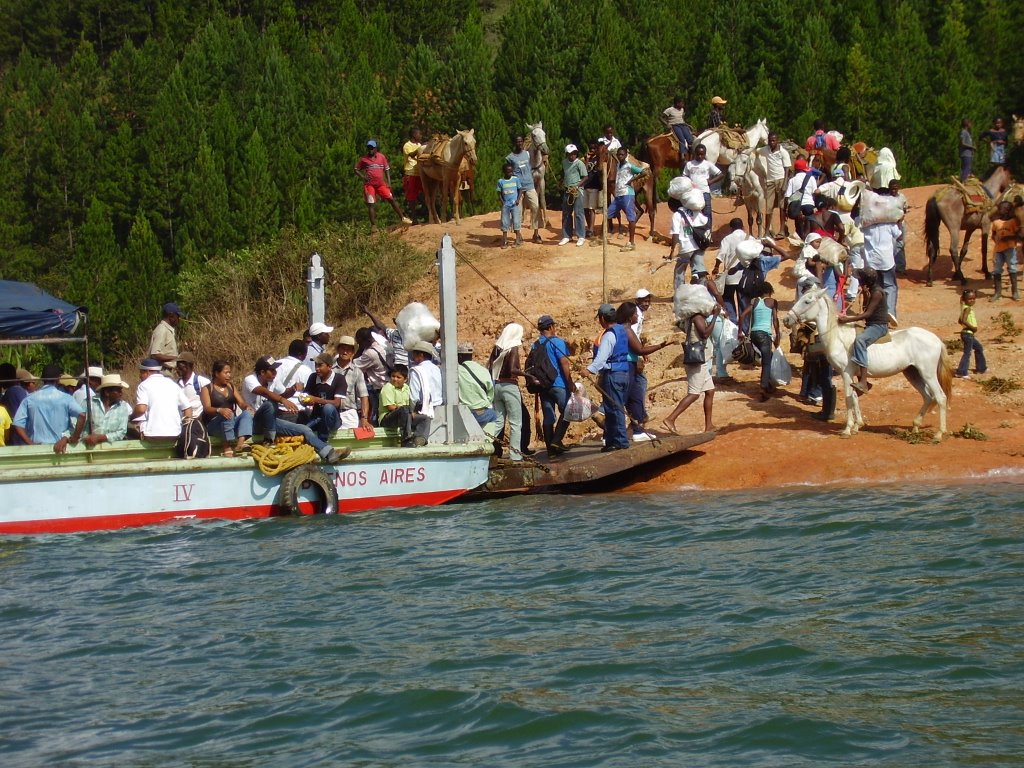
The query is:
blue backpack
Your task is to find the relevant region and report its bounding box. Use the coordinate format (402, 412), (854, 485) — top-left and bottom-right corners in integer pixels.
(814, 132), (827, 150)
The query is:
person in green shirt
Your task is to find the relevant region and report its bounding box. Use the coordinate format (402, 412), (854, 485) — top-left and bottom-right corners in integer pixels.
(457, 342), (498, 437)
(558, 144), (588, 246)
(378, 364), (429, 447)
(955, 289), (987, 378)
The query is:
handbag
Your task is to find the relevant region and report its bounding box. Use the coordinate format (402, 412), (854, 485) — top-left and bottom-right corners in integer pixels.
(682, 208), (712, 249)
(731, 338), (757, 365)
(683, 340), (706, 365)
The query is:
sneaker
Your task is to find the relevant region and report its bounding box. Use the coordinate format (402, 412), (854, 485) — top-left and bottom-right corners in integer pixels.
(620, 243), (636, 251)
(600, 445), (628, 453)
(413, 436), (428, 447)
(558, 237), (571, 246)
(954, 372), (970, 379)
(632, 431), (654, 442)
(326, 447), (351, 464)
(576, 238), (587, 247)
(809, 395), (823, 405)
(401, 216), (413, 225)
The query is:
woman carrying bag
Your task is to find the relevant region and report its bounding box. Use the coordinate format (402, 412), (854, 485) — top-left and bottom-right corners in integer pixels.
(737, 282), (781, 401)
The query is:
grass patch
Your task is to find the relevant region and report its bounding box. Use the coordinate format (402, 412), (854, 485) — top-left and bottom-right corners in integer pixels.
(945, 337), (963, 352)
(173, 224), (433, 368)
(891, 427), (935, 444)
(951, 423), (988, 440)
(979, 377), (1021, 395)
(993, 311), (1021, 342)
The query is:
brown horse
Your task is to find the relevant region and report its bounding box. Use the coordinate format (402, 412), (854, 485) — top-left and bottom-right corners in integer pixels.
(642, 131), (687, 187)
(596, 144), (658, 239)
(923, 165), (1012, 286)
(418, 129), (477, 225)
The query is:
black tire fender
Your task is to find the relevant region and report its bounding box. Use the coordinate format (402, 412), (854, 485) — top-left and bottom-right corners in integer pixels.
(279, 466), (339, 516)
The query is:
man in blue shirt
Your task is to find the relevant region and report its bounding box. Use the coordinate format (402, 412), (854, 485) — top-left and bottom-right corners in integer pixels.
(506, 135), (544, 244)
(530, 314), (573, 456)
(583, 304), (632, 451)
(12, 363), (86, 453)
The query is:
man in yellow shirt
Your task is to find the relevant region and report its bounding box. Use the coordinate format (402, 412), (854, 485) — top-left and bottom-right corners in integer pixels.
(402, 127), (427, 223)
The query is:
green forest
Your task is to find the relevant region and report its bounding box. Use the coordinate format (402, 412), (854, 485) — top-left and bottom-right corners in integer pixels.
(1, 0), (1020, 364)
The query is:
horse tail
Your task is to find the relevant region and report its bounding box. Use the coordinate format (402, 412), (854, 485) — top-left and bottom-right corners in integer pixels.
(924, 196), (940, 262)
(937, 342), (953, 404)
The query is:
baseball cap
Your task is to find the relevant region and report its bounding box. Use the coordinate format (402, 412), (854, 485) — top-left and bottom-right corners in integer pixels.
(255, 356), (283, 372)
(794, 158), (809, 172)
(635, 288), (652, 299)
(314, 352), (335, 367)
(596, 303), (616, 320)
(336, 335), (357, 348)
(565, 143), (578, 154)
(58, 374), (77, 388)
(711, 96), (728, 105)
(139, 358), (162, 371)
(457, 342), (474, 355)
(537, 314), (555, 330)
(367, 139), (378, 148)
(308, 322), (334, 337)
(176, 351), (196, 365)
(163, 301), (186, 317)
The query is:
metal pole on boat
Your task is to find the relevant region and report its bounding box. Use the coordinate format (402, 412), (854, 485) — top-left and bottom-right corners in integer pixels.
(437, 235), (458, 445)
(306, 253), (325, 328)
(602, 160), (608, 302)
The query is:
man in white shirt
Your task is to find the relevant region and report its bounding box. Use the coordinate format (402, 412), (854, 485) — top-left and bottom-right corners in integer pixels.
(275, 339), (314, 422)
(668, 198), (709, 290)
(73, 366), (103, 409)
(683, 144), (725, 228)
(408, 341), (443, 424)
(863, 221), (902, 323)
(597, 124), (621, 153)
(784, 158), (818, 239)
(133, 358), (192, 439)
(303, 322), (333, 367)
(757, 132), (792, 236)
(715, 218), (754, 323)
(174, 352), (210, 415)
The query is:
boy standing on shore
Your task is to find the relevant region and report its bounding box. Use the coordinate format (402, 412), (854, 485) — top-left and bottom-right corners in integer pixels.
(955, 289), (986, 379)
(496, 162), (524, 248)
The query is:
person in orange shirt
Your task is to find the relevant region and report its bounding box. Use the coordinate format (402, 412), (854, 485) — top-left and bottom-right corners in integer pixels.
(990, 200), (1021, 301)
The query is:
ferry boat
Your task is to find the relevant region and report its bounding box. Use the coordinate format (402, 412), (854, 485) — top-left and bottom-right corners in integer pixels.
(0, 237), (493, 535)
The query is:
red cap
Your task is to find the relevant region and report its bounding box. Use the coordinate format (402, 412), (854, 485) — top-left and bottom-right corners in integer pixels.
(794, 158), (809, 172)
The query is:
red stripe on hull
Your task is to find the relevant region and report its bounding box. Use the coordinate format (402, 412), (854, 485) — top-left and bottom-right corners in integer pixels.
(0, 488), (466, 535)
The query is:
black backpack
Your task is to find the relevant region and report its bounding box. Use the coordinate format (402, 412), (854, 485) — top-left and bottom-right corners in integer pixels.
(524, 337), (560, 394)
(738, 259), (766, 299)
(175, 417), (211, 460)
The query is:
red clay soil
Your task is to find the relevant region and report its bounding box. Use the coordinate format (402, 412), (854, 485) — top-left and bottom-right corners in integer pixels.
(388, 185), (1024, 492)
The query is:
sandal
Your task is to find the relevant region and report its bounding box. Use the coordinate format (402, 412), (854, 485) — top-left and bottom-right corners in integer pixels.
(222, 448), (235, 458)
(851, 380), (873, 394)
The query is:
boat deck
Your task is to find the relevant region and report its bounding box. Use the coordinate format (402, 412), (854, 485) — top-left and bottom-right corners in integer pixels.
(467, 431), (716, 497)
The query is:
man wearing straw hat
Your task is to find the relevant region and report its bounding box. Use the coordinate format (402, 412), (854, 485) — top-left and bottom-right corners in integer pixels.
(84, 374), (132, 447)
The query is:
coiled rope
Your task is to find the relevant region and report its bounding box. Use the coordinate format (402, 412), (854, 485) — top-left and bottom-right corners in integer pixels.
(251, 436), (319, 476)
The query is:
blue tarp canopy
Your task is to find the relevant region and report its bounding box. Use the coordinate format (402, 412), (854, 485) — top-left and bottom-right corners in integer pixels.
(0, 281), (85, 338)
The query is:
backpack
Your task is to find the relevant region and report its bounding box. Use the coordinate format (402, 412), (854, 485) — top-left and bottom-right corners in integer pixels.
(738, 259), (766, 299)
(524, 337), (560, 394)
(814, 132), (827, 150)
(175, 417), (210, 460)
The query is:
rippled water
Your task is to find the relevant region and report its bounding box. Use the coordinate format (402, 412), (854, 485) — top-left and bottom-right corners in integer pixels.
(1, 483), (1022, 766)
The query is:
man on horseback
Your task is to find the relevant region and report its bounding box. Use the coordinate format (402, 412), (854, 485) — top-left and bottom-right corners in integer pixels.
(661, 96), (694, 169)
(838, 267), (887, 394)
(707, 96), (727, 129)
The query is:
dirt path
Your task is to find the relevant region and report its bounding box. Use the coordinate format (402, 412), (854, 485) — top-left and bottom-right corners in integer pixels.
(392, 185), (1024, 492)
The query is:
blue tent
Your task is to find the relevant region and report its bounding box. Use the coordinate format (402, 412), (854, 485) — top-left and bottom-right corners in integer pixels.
(0, 281), (85, 338)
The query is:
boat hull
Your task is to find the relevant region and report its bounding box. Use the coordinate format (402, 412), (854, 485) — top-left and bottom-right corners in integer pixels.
(0, 450), (491, 535)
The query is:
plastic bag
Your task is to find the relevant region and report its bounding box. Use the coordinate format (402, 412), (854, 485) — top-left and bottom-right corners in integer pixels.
(667, 176), (693, 201)
(396, 302), (440, 347)
(719, 317), (739, 361)
(564, 382), (593, 422)
(770, 347), (792, 386)
(681, 188), (705, 212)
(858, 188), (904, 227)
(673, 283), (716, 322)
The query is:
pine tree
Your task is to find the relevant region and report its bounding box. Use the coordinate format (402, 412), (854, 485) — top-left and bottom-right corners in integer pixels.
(694, 32), (742, 126)
(118, 211), (171, 355)
(183, 135), (232, 258)
(235, 128), (280, 244)
(67, 198), (120, 357)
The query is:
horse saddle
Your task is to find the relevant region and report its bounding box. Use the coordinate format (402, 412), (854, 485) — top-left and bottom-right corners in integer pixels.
(418, 134), (450, 166)
(947, 175), (994, 215)
(716, 126), (748, 150)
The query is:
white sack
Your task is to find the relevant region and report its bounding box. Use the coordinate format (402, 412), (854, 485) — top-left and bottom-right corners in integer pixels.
(673, 283), (716, 321)
(396, 302), (440, 347)
(858, 188), (904, 227)
(667, 176), (693, 201)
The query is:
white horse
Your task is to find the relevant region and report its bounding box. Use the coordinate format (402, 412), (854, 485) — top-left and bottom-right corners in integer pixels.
(784, 288), (953, 440)
(728, 148), (767, 237)
(525, 121), (549, 229)
(694, 118), (770, 167)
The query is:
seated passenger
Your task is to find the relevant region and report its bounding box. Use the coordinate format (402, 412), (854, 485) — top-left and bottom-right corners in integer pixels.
(200, 360), (255, 457)
(12, 363), (87, 453)
(332, 336), (373, 431)
(133, 358), (192, 439)
(175, 352), (210, 416)
(838, 268), (887, 394)
(378, 364), (430, 447)
(83, 374), (132, 447)
(304, 352), (347, 442)
(408, 340), (442, 437)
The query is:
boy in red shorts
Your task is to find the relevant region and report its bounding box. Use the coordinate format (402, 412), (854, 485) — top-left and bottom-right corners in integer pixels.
(354, 139), (412, 229)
